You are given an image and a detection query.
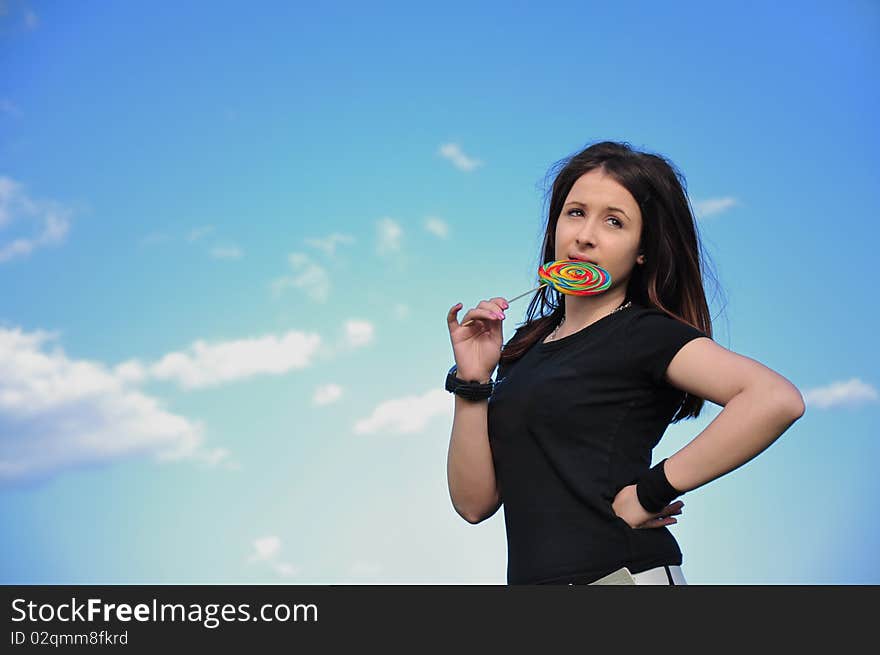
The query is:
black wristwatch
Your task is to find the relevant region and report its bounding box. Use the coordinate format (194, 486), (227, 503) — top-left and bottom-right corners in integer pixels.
(445, 365), (495, 401)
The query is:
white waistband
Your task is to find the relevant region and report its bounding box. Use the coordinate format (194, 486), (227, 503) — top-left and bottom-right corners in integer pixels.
(632, 565), (687, 585)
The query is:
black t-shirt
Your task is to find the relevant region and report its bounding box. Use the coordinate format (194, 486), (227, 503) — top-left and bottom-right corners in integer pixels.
(487, 301), (709, 584)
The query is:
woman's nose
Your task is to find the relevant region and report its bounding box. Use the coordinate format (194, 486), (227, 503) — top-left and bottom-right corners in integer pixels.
(576, 217), (599, 246)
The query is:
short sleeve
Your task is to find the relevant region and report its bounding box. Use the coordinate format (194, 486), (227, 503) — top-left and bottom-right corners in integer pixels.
(625, 309), (710, 387)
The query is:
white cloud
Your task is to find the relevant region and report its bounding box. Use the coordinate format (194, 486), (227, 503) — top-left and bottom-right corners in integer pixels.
(304, 233), (354, 255)
(803, 378), (878, 409)
(343, 320), (374, 348)
(438, 143), (482, 172)
(694, 196), (738, 219)
(113, 360), (148, 385)
(271, 252), (331, 302)
(376, 217), (401, 254)
(210, 245), (243, 260)
(274, 562), (299, 577)
(0, 325), (229, 484)
(354, 389), (451, 435)
(424, 217), (449, 238)
(0, 176), (71, 262)
(247, 535), (299, 578)
(313, 383), (343, 406)
(140, 330), (322, 390)
(249, 536), (281, 562)
(188, 225), (215, 242)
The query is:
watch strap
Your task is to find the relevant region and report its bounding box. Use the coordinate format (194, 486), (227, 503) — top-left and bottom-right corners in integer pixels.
(445, 365), (494, 401)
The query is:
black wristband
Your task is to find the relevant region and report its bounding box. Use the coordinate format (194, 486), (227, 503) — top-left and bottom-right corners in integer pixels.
(635, 458), (684, 513)
(445, 365), (494, 401)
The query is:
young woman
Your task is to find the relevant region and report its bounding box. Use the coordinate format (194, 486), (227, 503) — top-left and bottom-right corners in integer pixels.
(444, 140), (805, 585)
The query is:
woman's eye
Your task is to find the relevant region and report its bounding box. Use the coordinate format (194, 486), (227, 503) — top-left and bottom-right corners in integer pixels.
(566, 209), (622, 227)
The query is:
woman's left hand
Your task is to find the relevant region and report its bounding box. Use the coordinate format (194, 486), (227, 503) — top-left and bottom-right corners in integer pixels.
(612, 484), (683, 529)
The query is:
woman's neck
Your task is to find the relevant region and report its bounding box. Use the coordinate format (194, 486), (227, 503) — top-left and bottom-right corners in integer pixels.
(560, 291), (629, 335)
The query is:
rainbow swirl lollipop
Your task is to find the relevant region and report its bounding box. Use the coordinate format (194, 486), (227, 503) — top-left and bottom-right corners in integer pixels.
(459, 259), (612, 327)
(537, 259), (611, 296)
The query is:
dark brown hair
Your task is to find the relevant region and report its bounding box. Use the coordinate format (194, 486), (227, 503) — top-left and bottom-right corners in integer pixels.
(500, 140), (721, 422)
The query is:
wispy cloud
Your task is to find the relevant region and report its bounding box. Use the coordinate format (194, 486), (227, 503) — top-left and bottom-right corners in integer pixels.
(247, 536), (299, 578)
(187, 225), (215, 242)
(803, 378), (878, 409)
(23, 8), (37, 29)
(0, 176), (71, 263)
(693, 196), (738, 219)
(117, 330), (323, 391)
(343, 320), (374, 348)
(0, 326), (230, 484)
(376, 217), (401, 254)
(424, 217), (449, 238)
(354, 389), (450, 435)
(438, 143), (483, 172)
(305, 233), (355, 256)
(0, 99), (22, 118)
(210, 245), (243, 260)
(313, 383), (343, 406)
(144, 225), (241, 260)
(271, 252), (331, 302)
(138, 232), (170, 246)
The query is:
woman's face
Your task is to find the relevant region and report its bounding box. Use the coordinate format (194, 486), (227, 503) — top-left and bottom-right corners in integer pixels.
(554, 168), (644, 291)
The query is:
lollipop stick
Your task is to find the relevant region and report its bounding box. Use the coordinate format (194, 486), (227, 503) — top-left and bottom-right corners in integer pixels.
(460, 283), (547, 327)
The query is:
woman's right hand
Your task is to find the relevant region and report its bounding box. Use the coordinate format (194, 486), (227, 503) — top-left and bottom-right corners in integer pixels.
(446, 297), (509, 382)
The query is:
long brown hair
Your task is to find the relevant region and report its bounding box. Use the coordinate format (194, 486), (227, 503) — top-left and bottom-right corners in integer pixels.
(500, 140), (721, 422)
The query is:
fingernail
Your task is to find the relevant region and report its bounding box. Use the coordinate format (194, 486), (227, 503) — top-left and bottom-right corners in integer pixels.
(502, 302), (509, 309)
(498, 312), (505, 319)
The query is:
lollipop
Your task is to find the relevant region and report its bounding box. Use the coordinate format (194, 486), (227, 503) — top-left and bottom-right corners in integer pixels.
(537, 260), (611, 296)
(461, 259), (612, 327)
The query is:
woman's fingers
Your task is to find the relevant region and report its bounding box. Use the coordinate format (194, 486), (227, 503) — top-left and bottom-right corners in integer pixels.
(657, 500), (684, 517)
(637, 501), (683, 529)
(461, 314), (503, 328)
(638, 515), (678, 529)
(458, 298), (509, 327)
(461, 308), (506, 327)
(484, 298), (508, 318)
(447, 303), (464, 326)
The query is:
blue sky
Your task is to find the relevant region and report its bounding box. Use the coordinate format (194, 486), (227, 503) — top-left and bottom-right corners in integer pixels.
(1, 0), (878, 584)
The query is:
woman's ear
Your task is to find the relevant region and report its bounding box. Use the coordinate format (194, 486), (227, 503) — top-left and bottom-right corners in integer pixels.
(636, 252), (646, 265)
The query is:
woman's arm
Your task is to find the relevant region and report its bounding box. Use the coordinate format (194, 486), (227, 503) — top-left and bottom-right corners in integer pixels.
(447, 395), (502, 524)
(661, 337), (806, 493)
